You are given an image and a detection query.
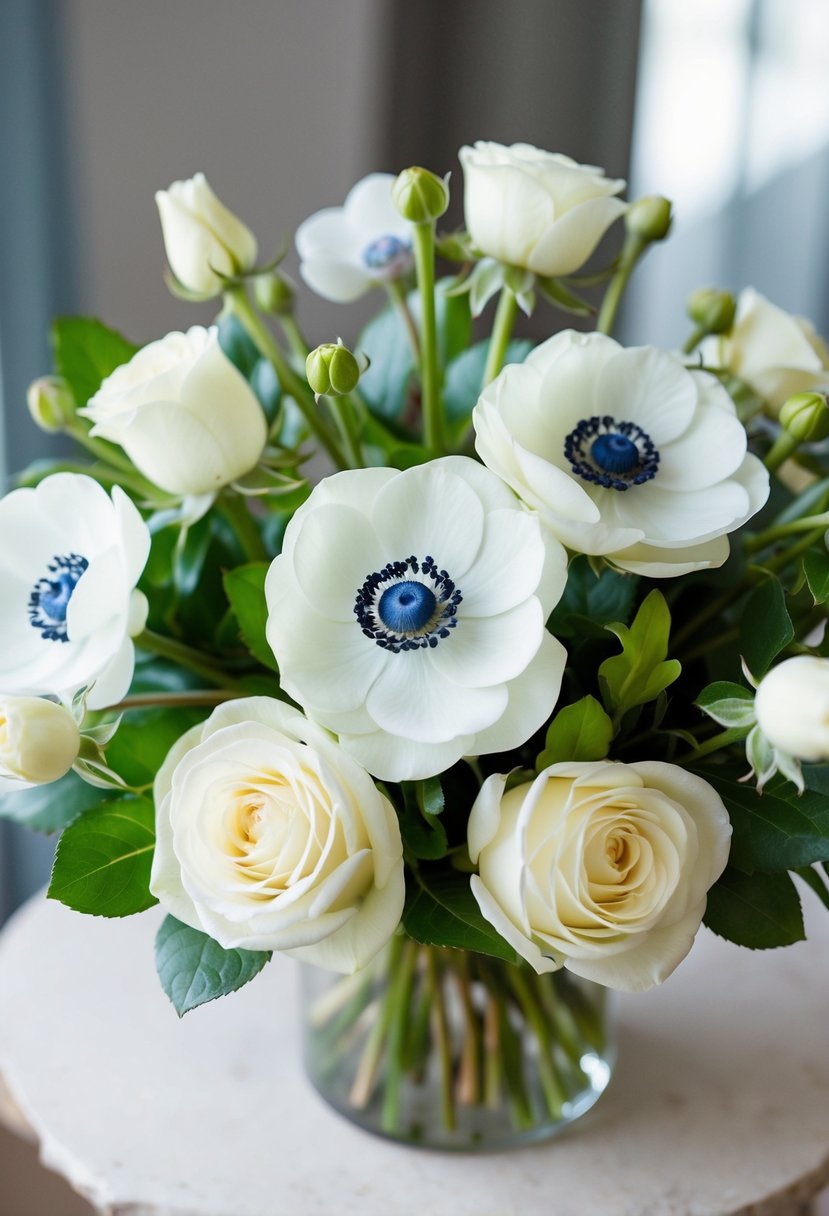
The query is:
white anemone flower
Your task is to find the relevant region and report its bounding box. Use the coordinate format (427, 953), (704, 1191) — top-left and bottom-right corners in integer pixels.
(265, 457), (568, 782)
(473, 331), (770, 577)
(295, 174), (413, 303)
(0, 474), (150, 709)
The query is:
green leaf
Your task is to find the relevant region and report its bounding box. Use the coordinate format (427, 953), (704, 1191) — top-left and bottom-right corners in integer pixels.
(443, 339), (533, 437)
(548, 556), (638, 640)
(698, 768), (829, 873)
(599, 589), (681, 716)
(537, 695), (613, 770)
(51, 316), (138, 408)
(399, 781), (448, 860)
(174, 514), (213, 598)
(417, 776), (445, 818)
(250, 358), (281, 426)
(224, 562), (278, 672)
(217, 314), (261, 379)
(403, 870), (516, 961)
(739, 577), (793, 678)
(358, 306), (415, 424)
(803, 548), (829, 604)
(703, 868), (805, 948)
(48, 795), (158, 917)
(0, 770), (108, 834)
(106, 707), (209, 790)
(535, 275), (595, 316)
(155, 915), (270, 1016)
(696, 680), (757, 729)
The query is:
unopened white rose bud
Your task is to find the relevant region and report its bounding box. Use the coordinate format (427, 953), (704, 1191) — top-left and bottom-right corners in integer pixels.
(27, 376), (75, 433)
(0, 697), (80, 787)
(155, 173), (258, 299)
(754, 655), (829, 761)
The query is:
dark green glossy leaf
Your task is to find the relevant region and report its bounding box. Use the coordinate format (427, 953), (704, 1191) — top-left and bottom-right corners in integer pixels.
(106, 707), (209, 789)
(703, 868), (804, 948)
(224, 562), (278, 671)
(48, 795), (157, 917)
(399, 781), (448, 860)
(155, 915), (270, 1016)
(250, 358), (281, 426)
(739, 577), (793, 678)
(803, 549), (829, 604)
(403, 869), (516, 961)
(217, 314), (261, 379)
(0, 770), (108, 834)
(548, 556), (638, 639)
(443, 339), (533, 436)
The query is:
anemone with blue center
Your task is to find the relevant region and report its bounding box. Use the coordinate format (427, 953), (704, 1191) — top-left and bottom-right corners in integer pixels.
(265, 457), (569, 782)
(28, 553), (89, 643)
(295, 173), (414, 304)
(473, 329), (770, 578)
(0, 472), (151, 707)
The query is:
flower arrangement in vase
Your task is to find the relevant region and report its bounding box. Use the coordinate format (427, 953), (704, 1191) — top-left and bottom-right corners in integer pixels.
(3, 142), (829, 1151)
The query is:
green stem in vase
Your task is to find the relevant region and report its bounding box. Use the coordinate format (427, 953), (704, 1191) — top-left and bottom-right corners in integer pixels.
(482, 287), (518, 387)
(348, 939), (404, 1110)
(492, 982), (534, 1131)
(380, 938), (419, 1133)
(224, 285), (349, 469)
(508, 967), (567, 1119)
(454, 955), (482, 1105)
(425, 950), (457, 1131)
(218, 491), (268, 563)
(482, 988), (504, 1111)
(411, 221), (444, 454)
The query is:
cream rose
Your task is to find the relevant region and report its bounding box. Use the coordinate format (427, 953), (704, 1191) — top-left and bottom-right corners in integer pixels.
(459, 141), (627, 277)
(150, 697), (405, 972)
(754, 655), (829, 761)
(706, 287), (829, 412)
(0, 696), (80, 792)
(468, 760), (731, 992)
(155, 173), (258, 299)
(81, 326), (267, 498)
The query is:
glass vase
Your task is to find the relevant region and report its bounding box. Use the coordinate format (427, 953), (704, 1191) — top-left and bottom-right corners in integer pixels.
(300, 936), (614, 1151)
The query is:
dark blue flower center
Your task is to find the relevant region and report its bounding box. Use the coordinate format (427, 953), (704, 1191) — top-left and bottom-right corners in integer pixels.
(354, 556), (462, 653)
(28, 553), (89, 643)
(362, 235), (412, 274)
(564, 416), (659, 491)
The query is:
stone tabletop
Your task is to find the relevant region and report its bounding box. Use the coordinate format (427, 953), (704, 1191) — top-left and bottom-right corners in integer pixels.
(0, 891), (827, 1216)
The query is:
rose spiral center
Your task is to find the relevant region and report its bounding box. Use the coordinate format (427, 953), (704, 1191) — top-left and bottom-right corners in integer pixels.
(28, 553), (89, 643)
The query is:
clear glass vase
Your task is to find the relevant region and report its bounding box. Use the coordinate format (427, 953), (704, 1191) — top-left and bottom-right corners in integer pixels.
(300, 936), (615, 1151)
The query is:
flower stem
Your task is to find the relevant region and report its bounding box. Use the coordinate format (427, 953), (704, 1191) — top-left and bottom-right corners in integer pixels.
(676, 725), (751, 765)
(387, 279), (421, 361)
(278, 313), (310, 361)
(426, 951), (457, 1130)
(682, 326), (708, 355)
(218, 491), (269, 563)
(764, 429), (800, 474)
(508, 968), (566, 1119)
(136, 629), (242, 690)
(746, 509), (829, 553)
(110, 690), (241, 712)
(380, 938), (418, 1132)
(482, 288), (518, 387)
(322, 395), (364, 470)
(596, 234), (647, 337)
(224, 286), (349, 469)
(411, 221), (444, 453)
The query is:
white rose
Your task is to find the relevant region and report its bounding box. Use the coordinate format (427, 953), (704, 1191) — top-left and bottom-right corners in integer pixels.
(0, 696), (80, 792)
(459, 141), (627, 277)
(705, 288), (829, 412)
(754, 655), (829, 761)
(473, 330), (769, 577)
(155, 173), (258, 299)
(81, 327), (267, 498)
(0, 473), (150, 709)
(265, 456), (568, 782)
(295, 174), (413, 303)
(468, 760), (731, 992)
(150, 697), (405, 973)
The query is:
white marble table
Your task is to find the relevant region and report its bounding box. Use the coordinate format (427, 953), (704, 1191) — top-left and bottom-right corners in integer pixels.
(0, 891), (827, 1216)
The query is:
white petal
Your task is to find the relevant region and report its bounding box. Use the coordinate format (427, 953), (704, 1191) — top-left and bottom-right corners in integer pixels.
(371, 463), (485, 579)
(470, 631), (566, 756)
(367, 652), (508, 743)
(563, 900), (707, 992)
(657, 395), (747, 490)
(464, 163), (555, 266)
(616, 479), (750, 546)
(341, 728), (472, 782)
(458, 508), (546, 615)
(290, 503), (384, 623)
(611, 534), (730, 577)
(299, 258), (372, 304)
(431, 599), (544, 688)
(597, 346), (697, 445)
(85, 635), (135, 709)
(295, 207), (355, 259)
(526, 196), (627, 277)
(467, 772), (509, 864)
(112, 487), (151, 588)
(343, 173), (409, 242)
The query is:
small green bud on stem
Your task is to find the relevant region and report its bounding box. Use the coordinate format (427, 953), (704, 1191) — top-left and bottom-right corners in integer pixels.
(306, 340), (361, 398)
(625, 195), (673, 242)
(26, 376), (75, 432)
(687, 287), (736, 336)
(393, 167), (450, 224)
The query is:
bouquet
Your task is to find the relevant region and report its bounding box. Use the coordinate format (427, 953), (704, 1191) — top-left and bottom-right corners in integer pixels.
(3, 142), (829, 1150)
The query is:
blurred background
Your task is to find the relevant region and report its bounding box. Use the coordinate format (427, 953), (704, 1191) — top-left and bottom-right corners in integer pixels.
(3, 0), (829, 924)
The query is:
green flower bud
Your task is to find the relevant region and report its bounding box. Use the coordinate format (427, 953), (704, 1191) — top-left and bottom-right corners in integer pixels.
(687, 287), (736, 336)
(392, 167), (449, 224)
(779, 391), (829, 444)
(306, 341), (361, 397)
(26, 376), (75, 432)
(253, 271), (295, 316)
(625, 195), (673, 242)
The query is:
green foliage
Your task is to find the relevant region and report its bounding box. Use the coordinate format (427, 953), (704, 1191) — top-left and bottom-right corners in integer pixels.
(155, 916), (271, 1016)
(696, 681), (756, 729)
(599, 590), (681, 718)
(218, 315), (281, 426)
(106, 707), (209, 789)
(739, 577), (793, 678)
(703, 868), (805, 948)
(51, 316), (138, 408)
(48, 795), (158, 917)
(0, 771), (107, 834)
(403, 869), (517, 962)
(443, 339), (533, 438)
(803, 549), (829, 605)
(398, 778), (448, 860)
(699, 769), (829, 874)
(223, 562), (278, 671)
(536, 696), (613, 770)
(548, 556), (638, 640)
